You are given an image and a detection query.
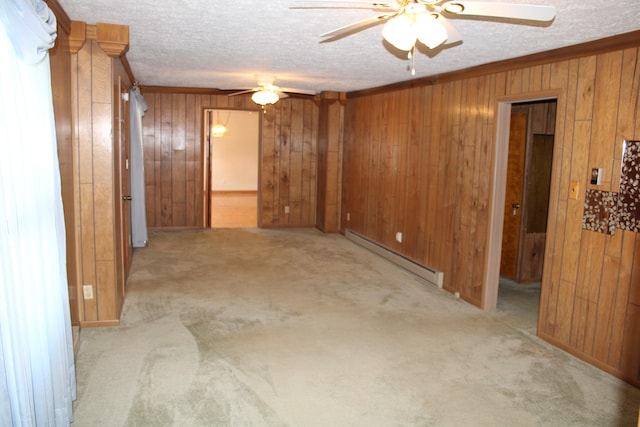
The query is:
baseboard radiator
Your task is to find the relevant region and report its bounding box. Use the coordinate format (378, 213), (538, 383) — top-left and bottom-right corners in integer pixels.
(345, 229), (444, 289)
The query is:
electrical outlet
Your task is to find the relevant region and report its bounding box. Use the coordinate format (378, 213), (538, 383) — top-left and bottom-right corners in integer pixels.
(284, 206), (290, 214)
(83, 284), (94, 300)
(346, 212), (350, 221)
(395, 232), (403, 243)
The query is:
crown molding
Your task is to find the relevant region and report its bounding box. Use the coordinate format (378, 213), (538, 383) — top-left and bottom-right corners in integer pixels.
(348, 29), (640, 98)
(46, 0), (71, 34)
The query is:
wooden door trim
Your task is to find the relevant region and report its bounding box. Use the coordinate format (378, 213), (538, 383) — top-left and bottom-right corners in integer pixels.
(202, 109), (212, 228)
(483, 89), (562, 311)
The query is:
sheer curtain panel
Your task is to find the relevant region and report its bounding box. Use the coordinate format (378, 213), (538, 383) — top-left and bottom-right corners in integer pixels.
(130, 86), (149, 248)
(0, 0), (76, 425)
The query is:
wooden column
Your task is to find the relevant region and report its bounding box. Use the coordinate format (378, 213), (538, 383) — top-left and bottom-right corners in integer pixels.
(316, 92), (345, 233)
(69, 21), (131, 327)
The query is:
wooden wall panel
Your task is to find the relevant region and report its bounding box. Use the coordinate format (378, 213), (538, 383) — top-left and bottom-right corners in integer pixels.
(79, 183), (96, 321)
(49, 15), (79, 326)
(141, 92), (318, 228)
(343, 45), (640, 386)
(278, 100), (292, 225)
(262, 103), (277, 226)
(306, 101), (318, 226)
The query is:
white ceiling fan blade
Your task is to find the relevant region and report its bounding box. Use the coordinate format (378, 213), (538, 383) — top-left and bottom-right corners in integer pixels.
(280, 87), (317, 96)
(320, 13), (395, 40)
(437, 15), (462, 44)
(442, 2), (556, 22)
(228, 88), (258, 97)
(290, 1), (396, 10)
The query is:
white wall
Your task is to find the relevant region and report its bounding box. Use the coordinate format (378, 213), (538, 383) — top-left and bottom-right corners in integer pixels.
(210, 110), (259, 191)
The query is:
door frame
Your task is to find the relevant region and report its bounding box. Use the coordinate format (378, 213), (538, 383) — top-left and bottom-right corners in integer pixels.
(201, 107), (262, 228)
(115, 77), (132, 306)
(483, 89), (562, 311)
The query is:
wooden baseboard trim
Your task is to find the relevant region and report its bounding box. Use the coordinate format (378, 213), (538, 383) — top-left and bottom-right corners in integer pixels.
(538, 331), (640, 389)
(80, 320), (120, 328)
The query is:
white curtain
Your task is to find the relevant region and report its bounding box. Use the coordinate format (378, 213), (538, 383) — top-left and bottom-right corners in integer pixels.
(129, 86), (149, 248)
(0, 0), (76, 425)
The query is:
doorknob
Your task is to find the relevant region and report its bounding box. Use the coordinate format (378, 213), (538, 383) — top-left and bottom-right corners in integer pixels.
(512, 203), (520, 215)
(123, 195), (132, 201)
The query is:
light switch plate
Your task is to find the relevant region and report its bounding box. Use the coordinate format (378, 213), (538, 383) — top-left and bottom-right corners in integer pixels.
(569, 180), (579, 200)
(590, 168), (603, 185)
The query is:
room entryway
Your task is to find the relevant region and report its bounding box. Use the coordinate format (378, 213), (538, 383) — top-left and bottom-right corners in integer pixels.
(500, 100), (556, 284)
(497, 99), (557, 326)
(204, 109), (260, 228)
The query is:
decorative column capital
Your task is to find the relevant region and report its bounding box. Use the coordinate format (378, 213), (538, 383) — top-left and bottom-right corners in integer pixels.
(95, 23), (129, 58)
(67, 20), (86, 54)
(67, 21), (129, 57)
(316, 91), (347, 106)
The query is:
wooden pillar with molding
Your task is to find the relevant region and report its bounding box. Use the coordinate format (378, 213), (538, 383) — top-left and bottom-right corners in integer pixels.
(316, 91), (346, 233)
(68, 21), (132, 327)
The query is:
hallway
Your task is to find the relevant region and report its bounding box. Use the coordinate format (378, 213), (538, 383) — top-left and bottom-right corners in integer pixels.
(72, 228), (640, 426)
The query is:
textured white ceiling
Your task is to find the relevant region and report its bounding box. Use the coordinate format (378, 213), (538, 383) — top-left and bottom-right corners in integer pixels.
(56, 0), (640, 93)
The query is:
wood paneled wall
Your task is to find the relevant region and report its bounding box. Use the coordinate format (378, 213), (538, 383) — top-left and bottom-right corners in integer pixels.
(343, 47), (640, 386)
(49, 7), (78, 326)
(141, 92), (318, 228)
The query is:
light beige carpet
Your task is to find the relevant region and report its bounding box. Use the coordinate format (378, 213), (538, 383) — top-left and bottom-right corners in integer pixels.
(72, 228), (640, 426)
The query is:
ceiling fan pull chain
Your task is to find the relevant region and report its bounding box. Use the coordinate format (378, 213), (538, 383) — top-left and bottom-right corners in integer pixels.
(408, 45), (416, 76)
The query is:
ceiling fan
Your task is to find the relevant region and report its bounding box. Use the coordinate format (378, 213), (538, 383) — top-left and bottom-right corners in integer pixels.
(228, 76), (316, 108)
(292, 0), (556, 74)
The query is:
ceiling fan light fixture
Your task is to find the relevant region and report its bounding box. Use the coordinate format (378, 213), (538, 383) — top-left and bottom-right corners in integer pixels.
(415, 14), (448, 49)
(251, 89), (280, 106)
(211, 110), (230, 138)
(211, 123), (227, 138)
(382, 14), (417, 51)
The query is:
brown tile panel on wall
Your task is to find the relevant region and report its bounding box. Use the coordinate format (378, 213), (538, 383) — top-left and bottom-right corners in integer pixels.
(141, 91), (318, 229)
(343, 42), (640, 386)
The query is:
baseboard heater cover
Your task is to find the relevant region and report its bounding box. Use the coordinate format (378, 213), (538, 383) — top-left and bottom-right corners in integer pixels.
(345, 229), (444, 288)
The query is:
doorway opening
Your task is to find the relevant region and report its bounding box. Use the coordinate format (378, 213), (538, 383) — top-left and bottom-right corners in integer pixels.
(204, 109), (260, 228)
(498, 99), (557, 329)
(485, 92), (560, 330)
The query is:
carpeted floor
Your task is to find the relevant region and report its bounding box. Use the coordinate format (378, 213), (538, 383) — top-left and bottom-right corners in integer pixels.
(71, 228), (640, 426)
